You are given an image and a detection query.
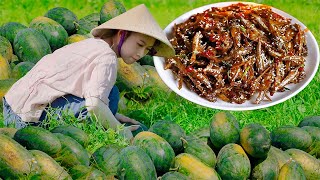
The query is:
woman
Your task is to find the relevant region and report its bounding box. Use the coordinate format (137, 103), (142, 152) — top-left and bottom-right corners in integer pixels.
(3, 4), (175, 139)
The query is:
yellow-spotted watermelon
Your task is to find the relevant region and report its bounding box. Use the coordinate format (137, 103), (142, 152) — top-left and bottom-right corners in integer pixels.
(0, 55), (10, 80)
(100, 0), (126, 24)
(132, 131), (175, 174)
(210, 112), (240, 150)
(67, 34), (88, 44)
(240, 123), (271, 158)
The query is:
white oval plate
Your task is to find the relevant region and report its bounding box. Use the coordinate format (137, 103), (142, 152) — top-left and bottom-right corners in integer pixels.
(154, 1), (319, 111)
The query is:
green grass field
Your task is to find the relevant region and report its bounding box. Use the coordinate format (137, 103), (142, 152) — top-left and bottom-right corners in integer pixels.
(0, 0), (319, 139)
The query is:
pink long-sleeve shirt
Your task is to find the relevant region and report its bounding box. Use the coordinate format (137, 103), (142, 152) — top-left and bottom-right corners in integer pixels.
(5, 38), (118, 123)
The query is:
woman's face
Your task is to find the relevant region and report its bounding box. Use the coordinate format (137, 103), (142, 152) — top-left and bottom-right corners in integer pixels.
(120, 32), (156, 64)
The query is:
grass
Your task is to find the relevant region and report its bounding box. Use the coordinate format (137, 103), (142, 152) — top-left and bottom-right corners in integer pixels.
(0, 0), (319, 150)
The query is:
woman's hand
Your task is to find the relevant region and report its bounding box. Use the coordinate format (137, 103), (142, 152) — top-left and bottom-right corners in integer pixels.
(115, 113), (140, 125)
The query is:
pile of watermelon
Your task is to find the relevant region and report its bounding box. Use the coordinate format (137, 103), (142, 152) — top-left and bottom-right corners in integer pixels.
(1, 112), (320, 179)
(0, 0), (163, 106)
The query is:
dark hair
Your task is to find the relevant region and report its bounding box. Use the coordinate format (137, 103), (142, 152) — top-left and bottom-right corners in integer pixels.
(147, 39), (160, 56)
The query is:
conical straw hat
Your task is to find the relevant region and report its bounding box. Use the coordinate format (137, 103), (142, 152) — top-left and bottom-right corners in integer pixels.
(91, 4), (175, 58)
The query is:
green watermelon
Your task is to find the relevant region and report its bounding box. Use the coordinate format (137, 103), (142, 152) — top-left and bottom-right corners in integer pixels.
(9, 54), (21, 69)
(11, 61), (35, 79)
(77, 13), (100, 35)
(69, 165), (107, 179)
(13, 28), (51, 63)
(132, 131), (175, 174)
(160, 172), (190, 180)
(0, 36), (13, 62)
(91, 144), (122, 176)
(30, 16), (68, 51)
(44, 7), (78, 35)
(1, 22), (27, 45)
(298, 116), (320, 128)
(51, 125), (89, 148)
(216, 143), (251, 180)
(271, 126), (312, 151)
(117, 146), (157, 180)
(53, 133), (90, 167)
(149, 120), (186, 154)
(139, 55), (154, 66)
(251, 149), (280, 180)
(100, 0), (126, 24)
(13, 126), (62, 156)
(183, 136), (217, 167)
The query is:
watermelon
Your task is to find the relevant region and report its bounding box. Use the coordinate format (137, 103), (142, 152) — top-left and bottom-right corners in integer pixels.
(251, 149), (280, 180)
(139, 55), (154, 66)
(13, 126), (62, 156)
(0, 79), (16, 104)
(30, 150), (71, 179)
(100, 0), (126, 24)
(117, 146), (157, 180)
(143, 65), (171, 91)
(174, 153), (221, 180)
(160, 172), (190, 180)
(216, 143), (251, 180)
(0, 55), (10, 80)
(0, 134), (38, 179)
(44, 7), (78, 35)
(53, 133), (90, 167)
(13, 28), (51, 63)
(278, 159), (306, 180)
(183, 136), (217, 167)
(0, 127), (17, 138)
(116, 59), (147, 91)
(240, 123), (271, 158)
(268, 146), (291, 170)
(10, 61), (35, 79)
(77, 13), (100, 35)
(0, 22), (27, 45)
(298, 116), (320, 128)
(149, 120), (186, 154)
(285, 148), (320, 179)
(271, 126), (312, 151)
(301, 126), (320, 141)
(9, 54), (21, 69)
(210, 111), (240, 150)
(0, 36), (13, 62)
(67, 34), (88, 44)
(69, 165), (107, 179)
(91, 144), (122, 176)
(132, 131), (175, 174)
(51, 125), (89, 148)
(30, 16), (68, 51)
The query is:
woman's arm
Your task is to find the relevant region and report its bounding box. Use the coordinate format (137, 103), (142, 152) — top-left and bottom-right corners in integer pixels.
(85, 96), (133, 139)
